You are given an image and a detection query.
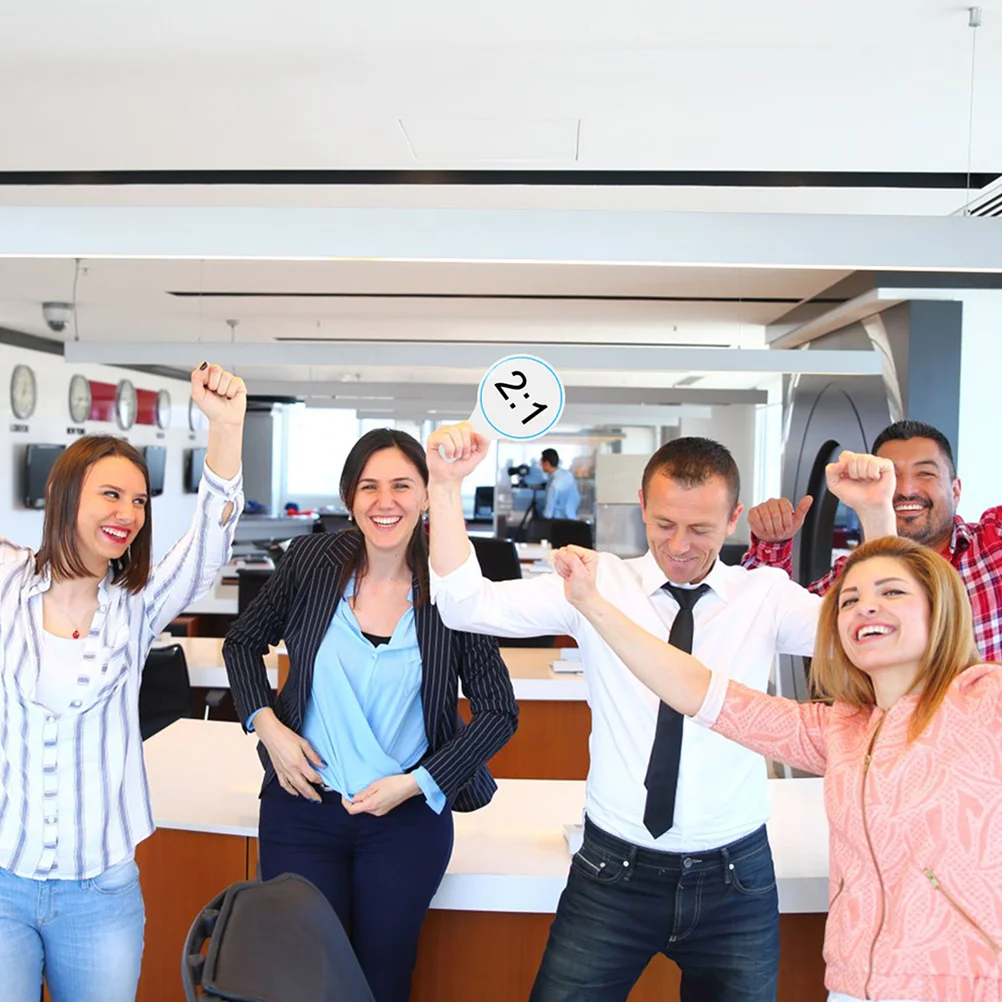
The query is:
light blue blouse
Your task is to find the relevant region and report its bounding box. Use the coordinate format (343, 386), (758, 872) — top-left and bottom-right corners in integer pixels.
(297, 578), (445, 812)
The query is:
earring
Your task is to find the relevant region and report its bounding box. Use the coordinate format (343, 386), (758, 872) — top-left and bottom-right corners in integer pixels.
(347, 513), (353, 522)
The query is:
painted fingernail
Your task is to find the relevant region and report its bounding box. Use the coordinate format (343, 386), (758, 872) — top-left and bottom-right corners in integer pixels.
(199, 361), (208, 370)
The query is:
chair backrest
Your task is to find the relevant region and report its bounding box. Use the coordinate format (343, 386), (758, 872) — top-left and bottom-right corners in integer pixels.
(548, 519), (593, 549)
(237, 567), (274, 615)
(182, 873), (375, 1002)
(470, 537), (522, 582)
(718, 542), (747, 567)
(139, 644), (192, 740)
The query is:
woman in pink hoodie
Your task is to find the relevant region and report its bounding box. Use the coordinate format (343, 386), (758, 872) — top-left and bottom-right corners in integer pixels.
(554, 534), (1000, 1002)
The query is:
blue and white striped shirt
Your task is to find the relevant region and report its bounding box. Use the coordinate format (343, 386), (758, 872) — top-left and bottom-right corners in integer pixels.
(0, 465), (243, 880)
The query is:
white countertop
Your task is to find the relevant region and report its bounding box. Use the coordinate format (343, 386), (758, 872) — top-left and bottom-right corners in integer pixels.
(160, 639), (588, 702)
(143, 719), (829, 915)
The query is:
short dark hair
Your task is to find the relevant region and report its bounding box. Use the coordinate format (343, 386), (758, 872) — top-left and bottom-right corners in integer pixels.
(541, 448), (560, 467)
(872, 420), (956, 479)
(338, 428), (430, 607)
(35, 435), (152, 594)
(641, 437), (740, 511)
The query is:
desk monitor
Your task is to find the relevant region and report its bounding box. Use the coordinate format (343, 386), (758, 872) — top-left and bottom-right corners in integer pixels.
(185, 447), (207, 494)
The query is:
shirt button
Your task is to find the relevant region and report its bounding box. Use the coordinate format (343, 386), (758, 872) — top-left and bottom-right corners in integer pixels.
(46, 715), (55, 723)
(69, 700), (82, 709)
(683, 858), (693, 869)
(46, 817), (56, 825)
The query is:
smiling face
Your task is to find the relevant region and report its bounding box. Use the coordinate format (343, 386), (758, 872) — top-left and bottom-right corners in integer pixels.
(351, 447), (429, 555)
(639, 473), (742, 585)
(74, 456), (148, 576)
(876, 437), (960, 551)
(836, 555), (930, 685)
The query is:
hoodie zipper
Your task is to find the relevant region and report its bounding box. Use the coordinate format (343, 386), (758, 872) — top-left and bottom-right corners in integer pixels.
(924, 869), (1001, 952)
(861, 714), (887, 1001)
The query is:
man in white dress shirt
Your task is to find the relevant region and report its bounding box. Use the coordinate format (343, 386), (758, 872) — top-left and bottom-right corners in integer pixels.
(426, 423), (822, 1002)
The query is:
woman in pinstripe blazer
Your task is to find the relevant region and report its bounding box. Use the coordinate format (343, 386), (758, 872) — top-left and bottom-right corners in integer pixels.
(223, 428), (518, 1002)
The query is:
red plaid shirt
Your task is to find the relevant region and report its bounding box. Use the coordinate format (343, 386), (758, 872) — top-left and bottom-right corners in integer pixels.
(741, 506), (1002, 663)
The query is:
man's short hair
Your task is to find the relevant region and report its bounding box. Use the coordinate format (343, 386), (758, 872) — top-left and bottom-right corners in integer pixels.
(872, 420), (956, 479)
(641, 437), (740, 511)
(541, 448), (560, 467)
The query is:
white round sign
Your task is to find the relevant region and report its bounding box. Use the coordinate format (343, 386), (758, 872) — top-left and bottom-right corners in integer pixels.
(473, 355), (564, 441)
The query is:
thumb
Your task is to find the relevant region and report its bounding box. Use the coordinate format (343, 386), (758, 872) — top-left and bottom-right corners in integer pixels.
(301, 741), (325, 768)
(794, 495), (814, 522)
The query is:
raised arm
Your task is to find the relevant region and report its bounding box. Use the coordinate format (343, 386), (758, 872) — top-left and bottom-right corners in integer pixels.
(426, 422), (575, 638)
(144, 364), (246, 635)
(553, 546), (831, 775)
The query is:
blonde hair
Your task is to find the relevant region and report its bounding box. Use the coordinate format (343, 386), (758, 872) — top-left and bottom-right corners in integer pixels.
(810, 536), (979, 740)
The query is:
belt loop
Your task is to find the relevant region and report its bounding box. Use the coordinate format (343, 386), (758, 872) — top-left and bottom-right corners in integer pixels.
(720, 843), (734, 885)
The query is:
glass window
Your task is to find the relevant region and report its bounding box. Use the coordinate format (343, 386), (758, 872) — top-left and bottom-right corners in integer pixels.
(286, 407), (358, 496)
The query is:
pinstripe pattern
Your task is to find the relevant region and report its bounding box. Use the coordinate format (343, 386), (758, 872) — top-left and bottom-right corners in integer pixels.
(223, 531), (518, 812)
(0, 466), (243, 880)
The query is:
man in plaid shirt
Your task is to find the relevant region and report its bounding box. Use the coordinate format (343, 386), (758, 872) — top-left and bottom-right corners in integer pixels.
(741, 419), (1002, 663)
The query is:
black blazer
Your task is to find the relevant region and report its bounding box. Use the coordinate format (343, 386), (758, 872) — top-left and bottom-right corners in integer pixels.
(222, 531), (518, 812)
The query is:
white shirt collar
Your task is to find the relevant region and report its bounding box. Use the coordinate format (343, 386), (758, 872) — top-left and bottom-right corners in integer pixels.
(637, 549), (731, 604)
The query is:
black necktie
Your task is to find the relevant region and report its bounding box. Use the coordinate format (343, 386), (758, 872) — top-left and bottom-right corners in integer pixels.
(643, 582), (710, 838)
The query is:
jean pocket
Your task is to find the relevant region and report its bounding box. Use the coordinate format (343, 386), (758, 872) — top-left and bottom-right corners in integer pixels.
(89, 858), (140, 896)
(727, 844), (777, 896)
(571, 842), (629, 885)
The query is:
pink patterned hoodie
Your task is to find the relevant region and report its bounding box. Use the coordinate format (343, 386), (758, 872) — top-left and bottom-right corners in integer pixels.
(696, 664), (1002, 1002)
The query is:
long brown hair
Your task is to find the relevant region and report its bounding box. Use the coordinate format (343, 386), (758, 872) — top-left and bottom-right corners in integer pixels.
(35, 435), (152, 594)
(337, 429), (430, 608)
(811, 535), (980, 740)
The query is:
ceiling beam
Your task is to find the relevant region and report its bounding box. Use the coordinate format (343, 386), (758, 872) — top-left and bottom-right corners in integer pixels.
(64, 340), (882, 375)
(251, 380), (769, 405)
(1, 206), (1001, 272)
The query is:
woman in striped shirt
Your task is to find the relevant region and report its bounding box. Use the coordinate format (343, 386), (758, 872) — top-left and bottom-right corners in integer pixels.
(0, 362), (245, 1002)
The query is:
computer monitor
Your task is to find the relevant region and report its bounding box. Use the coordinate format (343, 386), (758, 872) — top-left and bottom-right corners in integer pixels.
(473, 486), (495, 520)
(184, 447), (207, 494)
(143, 446), (167, 497)
(22, 444), (65, 509)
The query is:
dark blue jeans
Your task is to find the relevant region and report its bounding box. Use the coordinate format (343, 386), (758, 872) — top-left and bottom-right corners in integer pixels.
(259, 779), (454, 1002)
(530, 819), (780, 1002)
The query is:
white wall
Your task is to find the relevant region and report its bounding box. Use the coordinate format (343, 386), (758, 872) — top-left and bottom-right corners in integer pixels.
(956, 290), (1002, 523)
(1, 342), (206, 557)
(677, 403), (757, 543)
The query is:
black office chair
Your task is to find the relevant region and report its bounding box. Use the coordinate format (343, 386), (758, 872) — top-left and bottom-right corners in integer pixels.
(139, 644), (193, 740)
(549, 519), (593, 550)
(237, 567), (274, 615)
(469, 537), (555, 648)
(182, 873), (375, 1002)
(718, 542), (748, 567)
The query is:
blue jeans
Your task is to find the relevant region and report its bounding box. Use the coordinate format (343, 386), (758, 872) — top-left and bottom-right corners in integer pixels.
(0, 858), (145, 1002)
(530, 819), (780, 1002)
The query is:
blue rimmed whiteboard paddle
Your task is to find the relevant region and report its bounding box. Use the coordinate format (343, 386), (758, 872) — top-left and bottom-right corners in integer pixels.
(439, 354), (564, 459)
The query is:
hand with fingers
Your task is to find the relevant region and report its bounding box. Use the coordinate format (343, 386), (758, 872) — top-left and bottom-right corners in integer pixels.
(825, 450), (895, 513)
(254, 711), (325, 803)
(426, 422), (491, 483)
(191, 362), (247, 427)
(747, 496), (814, 544)
(341, 774), (421, 817)
(552, 544), (600, 608)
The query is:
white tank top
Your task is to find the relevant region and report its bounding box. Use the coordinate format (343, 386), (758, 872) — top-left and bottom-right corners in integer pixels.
(37, 630), (89, 716)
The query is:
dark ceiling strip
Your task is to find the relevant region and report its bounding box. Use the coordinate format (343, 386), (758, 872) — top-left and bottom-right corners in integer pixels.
(166, 291), (848, 305)
(0, 169), (998, 189)
(0, 326), (63, 355)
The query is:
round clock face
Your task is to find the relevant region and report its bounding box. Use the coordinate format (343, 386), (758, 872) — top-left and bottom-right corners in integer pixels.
(188, 396), (205, 432)
(115, 379), (138, 430)
(68, 374), (92, 424)
(156, 389), (172, 429)
(10, 364), (37, 420)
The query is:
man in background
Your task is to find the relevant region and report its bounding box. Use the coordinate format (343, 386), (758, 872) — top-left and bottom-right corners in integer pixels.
(541, 448), (580, 520)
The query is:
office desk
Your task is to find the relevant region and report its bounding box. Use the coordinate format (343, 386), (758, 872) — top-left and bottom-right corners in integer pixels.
(136, 720), (828, 1002)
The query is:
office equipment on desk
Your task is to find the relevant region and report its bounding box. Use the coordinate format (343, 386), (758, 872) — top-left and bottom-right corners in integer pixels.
(237, 567), (274, 615)
(143, 444), (167, 497)
(473, 485), (495, 520)
(22, 443), (65, 509)
(182, 873), (375, 1002)
(550, 660), (584, 674)
(184, 446), (207, 494)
